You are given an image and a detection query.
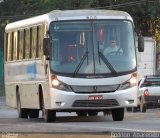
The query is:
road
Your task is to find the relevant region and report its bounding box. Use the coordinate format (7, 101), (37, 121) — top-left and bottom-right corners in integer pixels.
(0, 97), (160, 138)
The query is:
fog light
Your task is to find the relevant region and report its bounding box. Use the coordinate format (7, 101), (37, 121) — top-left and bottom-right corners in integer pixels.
(128, 100), (134, 104)
(55, 102), (65, 106)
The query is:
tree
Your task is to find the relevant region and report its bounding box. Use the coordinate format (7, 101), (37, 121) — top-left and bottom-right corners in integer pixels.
(0, 0), (160, 46)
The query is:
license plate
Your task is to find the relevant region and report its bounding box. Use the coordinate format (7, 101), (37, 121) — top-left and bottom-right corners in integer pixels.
(88, 95), (103, 100)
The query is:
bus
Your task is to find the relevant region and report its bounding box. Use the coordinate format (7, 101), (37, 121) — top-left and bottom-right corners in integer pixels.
(4, 9), (144, 122)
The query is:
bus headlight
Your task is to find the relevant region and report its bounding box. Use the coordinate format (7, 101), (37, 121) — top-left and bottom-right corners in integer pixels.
(51, 76), (72, 91)
(118, 73), (137, 90)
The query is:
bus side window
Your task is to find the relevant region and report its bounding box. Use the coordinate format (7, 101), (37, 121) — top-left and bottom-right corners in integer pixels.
(38, 25), (45, 58)
(25, 29), (30, 59)
(7, 32), (12, 61)
(13, 31), (18, 60)
(31, 27), (37, 58)
(10, 32), (14, 60)
(19, 30), (24, 60)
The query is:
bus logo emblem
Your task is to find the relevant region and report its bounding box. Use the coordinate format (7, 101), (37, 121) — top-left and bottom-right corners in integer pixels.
(93, 86), (97, 92)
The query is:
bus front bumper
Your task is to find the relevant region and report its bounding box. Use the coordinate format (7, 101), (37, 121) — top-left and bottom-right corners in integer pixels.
(45, 87), (137, 110)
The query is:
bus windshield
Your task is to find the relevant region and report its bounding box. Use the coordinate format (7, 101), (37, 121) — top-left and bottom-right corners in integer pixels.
(49, 20), (136, 77)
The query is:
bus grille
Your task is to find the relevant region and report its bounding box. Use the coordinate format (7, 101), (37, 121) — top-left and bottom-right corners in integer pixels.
(71, 85), (119, 94)
(72, 99), (119, 107)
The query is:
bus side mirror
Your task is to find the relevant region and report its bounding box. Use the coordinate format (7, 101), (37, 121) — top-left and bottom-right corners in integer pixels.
(43, 37), (50, 56)
(138, 36), (144, 52)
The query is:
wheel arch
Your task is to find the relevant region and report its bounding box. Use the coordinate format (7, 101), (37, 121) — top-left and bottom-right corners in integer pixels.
(38, 84), (44, 110)
(16, 85), (20, 107)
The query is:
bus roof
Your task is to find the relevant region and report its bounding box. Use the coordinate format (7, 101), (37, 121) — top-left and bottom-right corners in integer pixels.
(5, 9), (133, 31)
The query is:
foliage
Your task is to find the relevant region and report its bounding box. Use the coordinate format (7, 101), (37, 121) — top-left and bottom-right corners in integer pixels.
(0, 0), (160, 49)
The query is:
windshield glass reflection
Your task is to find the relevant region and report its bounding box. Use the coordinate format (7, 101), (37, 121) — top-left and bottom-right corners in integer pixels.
(49, 20), (136, 77)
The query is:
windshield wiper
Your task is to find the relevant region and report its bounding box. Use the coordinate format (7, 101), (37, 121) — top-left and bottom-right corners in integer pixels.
(73, 51), (88, 77)
(98, 51), (117, 76)
(73, 40), (89, 77)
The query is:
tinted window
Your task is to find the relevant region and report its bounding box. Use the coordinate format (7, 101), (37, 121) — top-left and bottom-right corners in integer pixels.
(142, 77), (160, 87)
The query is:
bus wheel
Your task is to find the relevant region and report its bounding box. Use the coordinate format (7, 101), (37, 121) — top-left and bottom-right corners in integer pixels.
(17, 94), (29, 118)
(111, 108), (124, 121)
(42, 98), (56, 122)
(29, 109), (39, 118)
(43, 109), (56, 122)
(88, 111), (98, 116)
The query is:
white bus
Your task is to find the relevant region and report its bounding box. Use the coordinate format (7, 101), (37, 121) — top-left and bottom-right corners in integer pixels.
(4, 9), (144, 122)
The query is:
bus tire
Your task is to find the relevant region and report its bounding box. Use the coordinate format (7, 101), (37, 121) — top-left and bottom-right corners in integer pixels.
(42, 98), (56, 122)
(44, 109), (56, 122)
(29, 109), (39, 118)
(111, 108), (124, 121)
(17, 94), (29, 118)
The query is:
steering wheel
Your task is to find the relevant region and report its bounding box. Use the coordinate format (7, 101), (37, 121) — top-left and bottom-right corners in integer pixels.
(106, 48), (123, 56)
